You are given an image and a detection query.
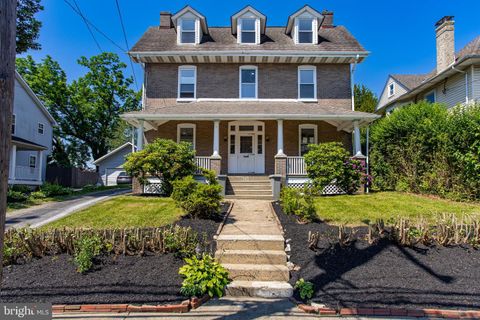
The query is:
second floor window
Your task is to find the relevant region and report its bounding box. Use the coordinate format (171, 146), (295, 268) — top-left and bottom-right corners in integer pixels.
(298, 18), (313, 43)
(178, 66), (196, 99)
(298, 66), (316, 100)
(38, 123), (44, 135)
(11, 114), (16, 135)
(180, 19), (196, 44)
(240, 18), (256, 44)
(388, 83), (395, 97)
(240, 67), (257, 99)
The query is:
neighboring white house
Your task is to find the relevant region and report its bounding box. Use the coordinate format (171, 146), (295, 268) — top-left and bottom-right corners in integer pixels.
(8, 71), (56, 186)
(377, 16), (480, 114)
(93, 142), (135, 186)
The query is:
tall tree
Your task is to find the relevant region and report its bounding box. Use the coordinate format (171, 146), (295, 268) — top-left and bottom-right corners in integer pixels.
(354, 84), (378, 113)
(16, 0), (43, 54)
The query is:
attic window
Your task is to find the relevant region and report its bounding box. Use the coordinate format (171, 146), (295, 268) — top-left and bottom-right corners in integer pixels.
(240, 18), (256, 44)
(298, 18), (313, 43)
(180, 19), (196, 44)
(388, 83), (395, 97)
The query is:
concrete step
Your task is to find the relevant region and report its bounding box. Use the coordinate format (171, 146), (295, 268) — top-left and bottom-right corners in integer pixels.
(227, 184), (272, 191)
(217, 234), (284, 251)
(225, 195), (274, 200)
(226, 190), (273, 196)
(216, 249), (286, 265)
(223, 264), (290, 282)
(221, 224), (281, 236)
(225, 281), (293, 298)
(228, 176), (269, 182)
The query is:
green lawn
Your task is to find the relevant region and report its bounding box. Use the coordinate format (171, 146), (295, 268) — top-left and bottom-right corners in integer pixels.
(45, 195), (184, 229)
(315, 192), (480, 225)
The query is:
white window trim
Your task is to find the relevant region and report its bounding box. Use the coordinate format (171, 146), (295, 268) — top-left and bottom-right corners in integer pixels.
(238, 17), (259, 45)
(425, 90), (436, 103)
(12, 113), (16, 135)
(38, 122), (45, 135)
(29, 155), (37, 168)
(177, 17), (199, 45)
(294, 16), (317, 45)
(177, 123), (196, 149)
(177, 65), (197, 101)
(298, 66), (317, 101)
(388, 82), (395, 97)
(298, 124), (318, 156)
(239, 65), (258, 99)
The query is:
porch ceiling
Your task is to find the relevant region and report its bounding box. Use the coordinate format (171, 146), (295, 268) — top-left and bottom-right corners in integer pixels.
(121, 101), (380, 132)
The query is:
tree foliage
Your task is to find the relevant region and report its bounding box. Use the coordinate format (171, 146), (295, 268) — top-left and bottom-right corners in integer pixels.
(16, 53), (141, 166)
(354, 84), (378, 113)
(16, 0), (43, 54)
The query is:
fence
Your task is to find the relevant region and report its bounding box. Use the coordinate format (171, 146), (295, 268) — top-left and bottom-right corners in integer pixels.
(46, 166), (99, 188)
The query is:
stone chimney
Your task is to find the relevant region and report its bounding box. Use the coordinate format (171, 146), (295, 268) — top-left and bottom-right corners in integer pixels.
(435, 16), (455, 73)
(321, 10), (334, 28)
(160, 11), (172, 29)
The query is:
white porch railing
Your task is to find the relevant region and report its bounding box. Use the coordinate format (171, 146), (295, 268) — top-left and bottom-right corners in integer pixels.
(287, 156), (306, 175)
(195, 156), (211, 174)
(14, 165), (40, 181)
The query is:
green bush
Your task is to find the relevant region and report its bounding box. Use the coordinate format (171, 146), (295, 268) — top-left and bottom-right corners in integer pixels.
(74, 235), (104, 273)
(7, 189), (28, 203)
(280, 187), (316, 223)
(172, 170), (223, 219)
(295, 278), (314, 300)
(40, 183), (72, 197)
(30, 190), (47, 199)
(179, 254), (230, 298)
(124, 139), (196, 196)
(10, 185), (31, 194)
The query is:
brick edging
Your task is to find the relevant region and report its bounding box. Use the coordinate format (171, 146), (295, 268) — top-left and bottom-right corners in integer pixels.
(297, 304), (480, 318)
(52, 295), (211, 314)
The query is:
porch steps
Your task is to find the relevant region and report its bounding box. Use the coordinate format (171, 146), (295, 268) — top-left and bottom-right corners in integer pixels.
(226, 175), (273, 200)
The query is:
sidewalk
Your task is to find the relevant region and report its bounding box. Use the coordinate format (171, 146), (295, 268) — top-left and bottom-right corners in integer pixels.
(6, 188), (130, 229)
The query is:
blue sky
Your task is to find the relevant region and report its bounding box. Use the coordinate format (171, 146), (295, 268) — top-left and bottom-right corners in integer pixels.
(23, 0), (480, 96)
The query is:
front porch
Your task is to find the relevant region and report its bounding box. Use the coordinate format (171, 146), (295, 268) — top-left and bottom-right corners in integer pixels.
(8, 136), (46, 186)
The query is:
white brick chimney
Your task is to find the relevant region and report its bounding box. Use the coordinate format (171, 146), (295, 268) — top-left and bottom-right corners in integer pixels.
(435, 16), (455, 73)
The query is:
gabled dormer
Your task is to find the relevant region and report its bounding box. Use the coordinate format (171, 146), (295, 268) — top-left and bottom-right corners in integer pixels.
(285, 5), (324, 45)
(171, 6), (208, 45)
(231, 6), (266, 45)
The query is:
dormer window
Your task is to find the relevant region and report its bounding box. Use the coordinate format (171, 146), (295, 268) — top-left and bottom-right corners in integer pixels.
(286, 5), (324, 45)
(298, 19), (313, 43)
(180, 19), (196, 44)
(240, 18), (256, 44)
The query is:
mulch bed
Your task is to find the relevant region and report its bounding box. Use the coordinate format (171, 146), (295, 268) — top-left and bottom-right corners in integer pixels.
(0, 202), (230, 305)
(272, 202), (480, 310)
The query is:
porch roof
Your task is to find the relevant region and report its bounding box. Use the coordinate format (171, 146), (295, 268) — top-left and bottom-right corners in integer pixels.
(122, 101), (380, 131)
(12, 136), (48, 151)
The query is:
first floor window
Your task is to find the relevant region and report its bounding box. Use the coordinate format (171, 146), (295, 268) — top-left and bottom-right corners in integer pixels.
(177, 124), (196, 149)
(29, 155), (36, 168)
(11, 114), (16, 135)
(299, 125), (317, 156)
(38, 123), (44, 135)
(298, 67), (316, 100)
(240, 66), (257, 98)
(425, 91), (435, 103)
(178, 66), (196, 99)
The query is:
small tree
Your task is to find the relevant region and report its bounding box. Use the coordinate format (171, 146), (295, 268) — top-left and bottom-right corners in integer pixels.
(124, 139), (196, 195)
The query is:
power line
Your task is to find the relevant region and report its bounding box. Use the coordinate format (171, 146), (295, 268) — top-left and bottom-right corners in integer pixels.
(114, 0), (138, 90)
(71, 0), (102, 52)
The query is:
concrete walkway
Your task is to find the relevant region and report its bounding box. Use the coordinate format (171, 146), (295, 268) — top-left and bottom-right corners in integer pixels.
(6, 188), (130, 229)
(216, 200), (293, 297)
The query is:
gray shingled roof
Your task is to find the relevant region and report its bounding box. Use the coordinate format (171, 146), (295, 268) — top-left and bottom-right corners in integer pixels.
(390, 74), (431, 90)
(456, 35), (480, 59)
(130, 26), (366, 53)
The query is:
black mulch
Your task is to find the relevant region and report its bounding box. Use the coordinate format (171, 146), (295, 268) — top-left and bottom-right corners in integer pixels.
(272, 202), (480, 310)
(0, 202), (231, 305)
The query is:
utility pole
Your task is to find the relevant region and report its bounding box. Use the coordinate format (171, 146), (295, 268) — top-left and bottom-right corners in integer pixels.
(0, 0), (17, 285)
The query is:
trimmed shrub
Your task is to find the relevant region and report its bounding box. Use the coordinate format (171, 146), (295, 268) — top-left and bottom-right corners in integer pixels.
(40, 183), (72, 197)
(7, 189), (28, 203)
(280, 187), (316, 223)
(179, 254), (230, 298)
(124, 139), (196, 196)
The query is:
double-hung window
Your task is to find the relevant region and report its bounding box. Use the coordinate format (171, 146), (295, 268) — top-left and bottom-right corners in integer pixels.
(240, 66), (257, 99)
(177, 124), (196, 149)
(298, 18), (313, 43)
(178, 66), (196, 99)
(11, 114), (16, 135)
(38, 123), (44, 135)
(298, 66), (316, 100)
(240, 18), (256, 44)
(299, 124), (317, 156)
(29, 155), (36, 168)
(180, 19), (196, 44)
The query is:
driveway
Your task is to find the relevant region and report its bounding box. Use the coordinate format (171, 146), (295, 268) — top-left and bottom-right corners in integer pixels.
(6, 188), (130, 229)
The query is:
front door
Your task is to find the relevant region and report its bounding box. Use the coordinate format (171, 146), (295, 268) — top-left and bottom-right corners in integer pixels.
(228, 121), (265, 174)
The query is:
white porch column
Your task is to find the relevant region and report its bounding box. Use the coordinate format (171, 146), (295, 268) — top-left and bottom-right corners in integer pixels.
(137, 120), (144, 151)
(37, 150), (44, 182)
(212, 120), (220, 158)
(353, 120), (363, 157)
(276, 119), (286, 156)
(9, 145), (16, 180)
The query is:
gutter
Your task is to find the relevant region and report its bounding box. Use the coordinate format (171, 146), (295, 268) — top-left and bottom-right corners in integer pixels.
(121, 113), (380, 121)
(128, 50), (370, 58)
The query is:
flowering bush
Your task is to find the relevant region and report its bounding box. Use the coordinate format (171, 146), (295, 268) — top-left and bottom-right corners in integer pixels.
(339, 158), (372, 194)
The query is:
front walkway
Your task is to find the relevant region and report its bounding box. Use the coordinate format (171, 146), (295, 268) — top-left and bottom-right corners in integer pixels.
(6, 188), (130, 229)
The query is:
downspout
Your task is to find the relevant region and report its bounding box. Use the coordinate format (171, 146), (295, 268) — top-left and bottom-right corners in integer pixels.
(366, 125), (370, 194)
(451, 65), (468, 104)
(351, 54), (360, 111)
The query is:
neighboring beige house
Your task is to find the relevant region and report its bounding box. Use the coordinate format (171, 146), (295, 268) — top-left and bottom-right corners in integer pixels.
(122, 5), (379, 198)
(377, 16), (480, 114)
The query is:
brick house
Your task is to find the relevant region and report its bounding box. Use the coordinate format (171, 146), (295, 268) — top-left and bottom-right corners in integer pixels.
(123, 5), (379, 198)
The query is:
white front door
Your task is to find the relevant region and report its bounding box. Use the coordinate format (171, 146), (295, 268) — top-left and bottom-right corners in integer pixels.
(228, 121), (265, 174)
